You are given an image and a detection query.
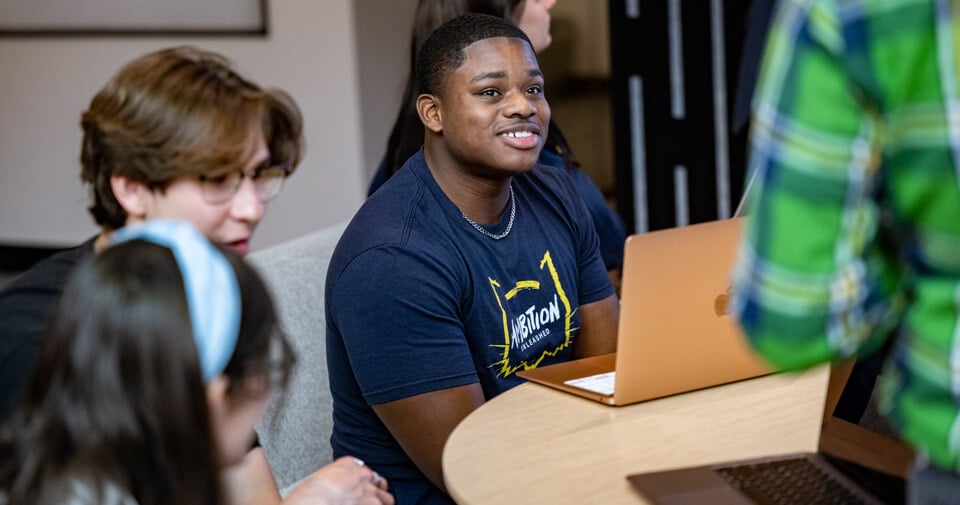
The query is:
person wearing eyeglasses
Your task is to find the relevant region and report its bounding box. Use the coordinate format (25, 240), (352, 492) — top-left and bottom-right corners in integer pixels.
(0, 46), (393, 505)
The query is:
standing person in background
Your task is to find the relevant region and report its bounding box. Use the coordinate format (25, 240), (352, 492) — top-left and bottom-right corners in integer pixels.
(327, 14), (619, 504)
(731, 0), (960, 502)
(0, 220), (392, 505)
(369, 0), (627, 271)
(0, 46), (387, 505)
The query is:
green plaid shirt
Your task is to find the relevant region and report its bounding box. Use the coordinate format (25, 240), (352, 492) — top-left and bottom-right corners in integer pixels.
(731, 0), (960, 471)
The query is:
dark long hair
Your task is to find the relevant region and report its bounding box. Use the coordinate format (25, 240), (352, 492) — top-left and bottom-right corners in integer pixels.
(0, 241), (293, 505)
(381, 0), (577, 182)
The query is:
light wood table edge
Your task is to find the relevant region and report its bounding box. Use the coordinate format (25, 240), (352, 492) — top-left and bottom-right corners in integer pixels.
(443, 365), (830, 505)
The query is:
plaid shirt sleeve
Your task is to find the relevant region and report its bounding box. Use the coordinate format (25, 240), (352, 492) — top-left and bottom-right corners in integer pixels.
(731, 0), (960, 471)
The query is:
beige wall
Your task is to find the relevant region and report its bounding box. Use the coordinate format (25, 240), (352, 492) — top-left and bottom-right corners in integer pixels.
(0, 0), (610, 251)
(0, 0), (415, 251)
(354, 0), (419, 180)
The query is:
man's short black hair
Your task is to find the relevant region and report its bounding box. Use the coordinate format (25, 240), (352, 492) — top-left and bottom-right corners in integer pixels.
(416, 13), (533, 97)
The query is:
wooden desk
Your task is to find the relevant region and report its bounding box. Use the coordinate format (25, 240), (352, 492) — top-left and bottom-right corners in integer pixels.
(443, 366), (830, 505)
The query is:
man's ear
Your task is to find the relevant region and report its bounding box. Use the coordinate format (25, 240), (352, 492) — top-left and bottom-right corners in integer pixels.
(417, 94), (443, 134)
(109, 175), (150, 219)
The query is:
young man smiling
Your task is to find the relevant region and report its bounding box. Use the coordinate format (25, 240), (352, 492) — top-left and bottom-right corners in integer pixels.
(326, 14), (620, 505)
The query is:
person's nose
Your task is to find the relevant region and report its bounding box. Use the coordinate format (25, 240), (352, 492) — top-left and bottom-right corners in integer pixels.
(504, 91), (536, 118)
(544, 0), (557, 11)
(230, 176), (266, 223)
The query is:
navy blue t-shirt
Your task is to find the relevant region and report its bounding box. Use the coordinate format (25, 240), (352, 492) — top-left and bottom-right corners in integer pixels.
(538, 149), (626, 270)
(326, 151), (615, 504)
(368, 149), (627, 270)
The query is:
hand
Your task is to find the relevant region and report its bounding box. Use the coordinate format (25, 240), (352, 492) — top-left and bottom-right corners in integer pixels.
(283, 456), (394, 505)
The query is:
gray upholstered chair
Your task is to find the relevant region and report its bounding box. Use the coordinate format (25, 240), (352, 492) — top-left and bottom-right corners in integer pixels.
(248, 222), (347, 495)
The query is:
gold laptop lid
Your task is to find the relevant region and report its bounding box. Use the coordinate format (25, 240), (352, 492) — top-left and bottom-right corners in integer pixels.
(613, 217), (772, 405)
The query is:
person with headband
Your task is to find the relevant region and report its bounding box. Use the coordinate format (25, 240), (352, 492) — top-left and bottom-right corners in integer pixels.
(0, 220), (392, 505)
(0, 47), (388, 504)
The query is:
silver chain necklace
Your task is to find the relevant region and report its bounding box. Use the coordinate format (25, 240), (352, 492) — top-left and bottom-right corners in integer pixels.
(460, 185), (516, 240)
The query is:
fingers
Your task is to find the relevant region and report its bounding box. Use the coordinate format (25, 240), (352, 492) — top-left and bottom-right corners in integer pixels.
(332, 455), (367, 471)
(372, 470), (387, 489)
(338, 456), (386, 487)
(360, 483), (394, 505)
(337, 455), (394, 503)
(286, 458), (395, 505)
(375, 487), (395, 505)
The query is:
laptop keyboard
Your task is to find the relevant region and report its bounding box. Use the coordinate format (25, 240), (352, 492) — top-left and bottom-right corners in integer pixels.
(564, 371), (616, 395)
(716, 457), (871, 505)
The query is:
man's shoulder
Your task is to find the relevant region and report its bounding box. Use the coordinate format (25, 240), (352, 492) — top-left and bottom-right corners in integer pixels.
(516, 163), (581, 209)
(342, 178), (427, 248)
(525, 161), (573, 188)
(341, 156), (452, 248)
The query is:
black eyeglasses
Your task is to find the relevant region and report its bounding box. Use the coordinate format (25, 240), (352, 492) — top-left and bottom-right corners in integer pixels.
(199, 162), (293, 204)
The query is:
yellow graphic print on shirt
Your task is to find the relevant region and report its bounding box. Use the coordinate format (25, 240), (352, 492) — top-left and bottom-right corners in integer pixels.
(488, 250), (575, 377)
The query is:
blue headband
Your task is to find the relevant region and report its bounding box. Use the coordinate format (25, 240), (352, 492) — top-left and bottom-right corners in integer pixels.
(112, 220), (241, 382)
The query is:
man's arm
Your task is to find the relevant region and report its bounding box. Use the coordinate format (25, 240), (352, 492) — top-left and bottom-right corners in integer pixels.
(571, 294), (619, 358)
(368, 293), (618, 492)
(329, 245), (485, 494)
(730, 1), (897, 370)
(371, 383), (486, 493)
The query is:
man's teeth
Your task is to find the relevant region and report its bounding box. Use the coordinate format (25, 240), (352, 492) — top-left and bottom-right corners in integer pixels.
(501, 131), (534, 138)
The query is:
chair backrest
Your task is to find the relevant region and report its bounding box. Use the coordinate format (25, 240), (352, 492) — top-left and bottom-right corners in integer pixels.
(248, 222), (347, 494)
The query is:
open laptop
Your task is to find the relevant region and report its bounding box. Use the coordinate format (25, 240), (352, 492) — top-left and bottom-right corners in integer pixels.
(627, 364), (915, 504)
(517, 217), (772, 406)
